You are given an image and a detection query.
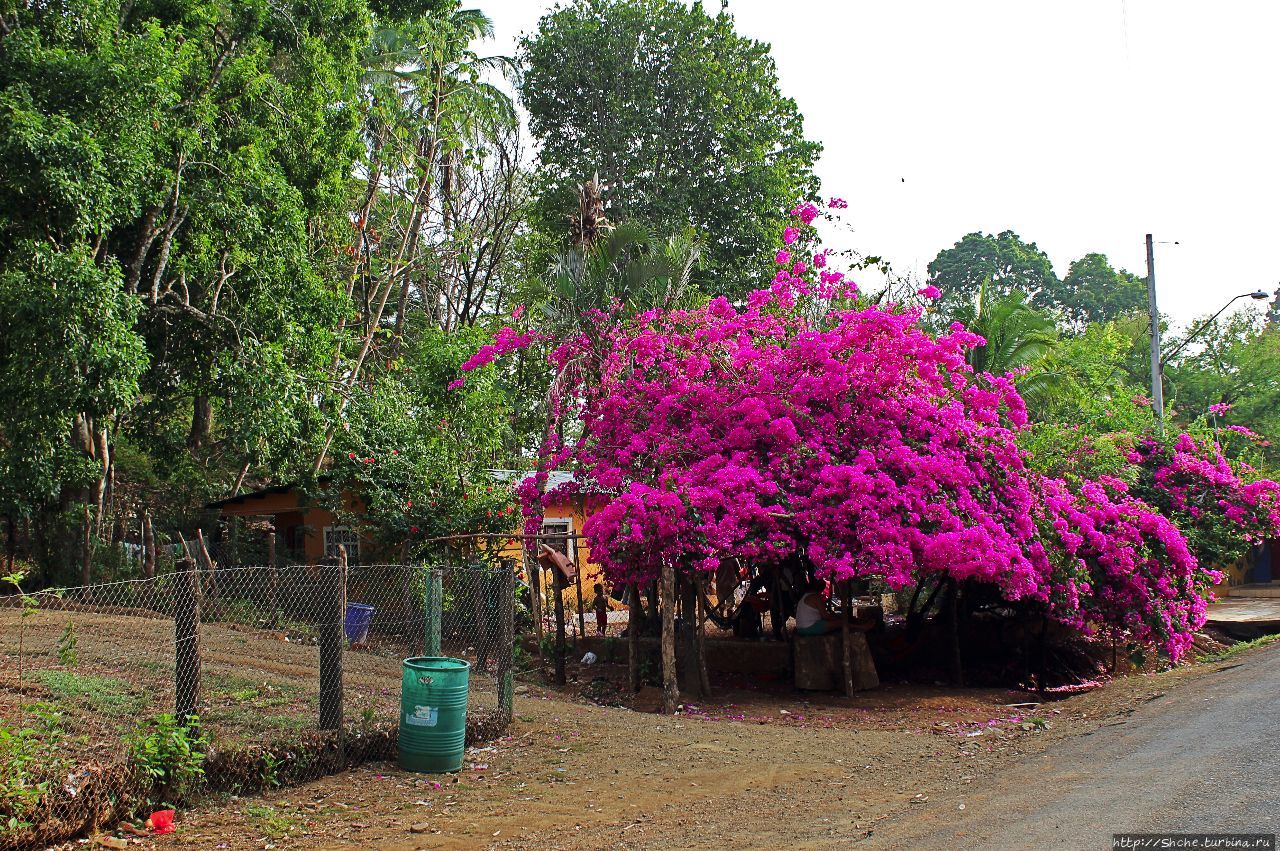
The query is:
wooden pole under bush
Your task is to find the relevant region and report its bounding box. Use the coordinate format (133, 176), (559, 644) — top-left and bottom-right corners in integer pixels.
(574, 543), (586, 644)
(628, 582), (641, 692)
(319, 549), (346, 731)
(841, 580), (855, 698)
(174, 556), (202, 725)
(694, 576), (711, 698)
(553, 572), (567, 686)
(660, 562), (677, 714)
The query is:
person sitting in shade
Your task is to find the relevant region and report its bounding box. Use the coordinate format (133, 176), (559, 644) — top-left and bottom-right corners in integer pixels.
(794, 578), (874, 636)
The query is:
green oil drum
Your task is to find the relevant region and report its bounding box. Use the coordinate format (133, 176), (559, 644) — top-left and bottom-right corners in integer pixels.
(398, 656), (470, 773)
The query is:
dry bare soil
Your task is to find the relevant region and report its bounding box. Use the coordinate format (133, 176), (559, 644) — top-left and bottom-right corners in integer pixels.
(121, 651), (1247, 850)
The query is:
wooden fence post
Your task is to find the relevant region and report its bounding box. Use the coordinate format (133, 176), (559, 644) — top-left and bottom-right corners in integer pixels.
(174, 556), (202, 725)
(195, 529), (219, 621)
(318, 549), (346, 731)
(497, 560), (515, 725)
(424, 568), (442, 656)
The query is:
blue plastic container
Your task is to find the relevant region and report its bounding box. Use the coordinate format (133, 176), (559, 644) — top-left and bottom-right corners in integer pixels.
(345, 602), (376, 645)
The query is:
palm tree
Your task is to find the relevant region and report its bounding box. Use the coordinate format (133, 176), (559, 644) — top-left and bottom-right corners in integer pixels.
(538, 179), (704, 343)
(951, 278), (1061, 403)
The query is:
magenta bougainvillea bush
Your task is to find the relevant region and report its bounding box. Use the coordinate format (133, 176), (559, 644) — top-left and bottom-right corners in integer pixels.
(462, 201), (1280, 660)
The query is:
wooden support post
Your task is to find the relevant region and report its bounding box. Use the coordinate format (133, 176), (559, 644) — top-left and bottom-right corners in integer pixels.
(319, 549), (346, 732)
(174, 556), (202, 725)
(553, 571), (567, 686)
(525, 546), (543, 635)
(694, 577), (711, 698)
(195, 528), (219, 620)
(142, 510), (155, 580)
(424, 568), (442, 656)
(497, 561), (515, 724)
(660, 562), (678, 714)
(266, 529), (279, 629)
(628, 582), (641, 692)
(574, 540), (586, 645)
(949, 580), (964, 688)
(841, 580), (855, 698)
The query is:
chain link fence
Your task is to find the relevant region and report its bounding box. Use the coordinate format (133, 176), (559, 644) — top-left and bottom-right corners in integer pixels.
(0, 559), (516, 849)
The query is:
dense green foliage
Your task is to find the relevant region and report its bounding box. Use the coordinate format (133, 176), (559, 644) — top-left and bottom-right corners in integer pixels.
(519, 0), (821, 289)
(2, 0), (1276, 594)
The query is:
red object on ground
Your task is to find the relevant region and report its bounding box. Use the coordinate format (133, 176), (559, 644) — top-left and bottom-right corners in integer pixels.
(150, 810), (176, 834)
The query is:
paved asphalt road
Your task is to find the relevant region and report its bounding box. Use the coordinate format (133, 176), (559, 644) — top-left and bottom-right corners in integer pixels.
(861, 644), (1280, 850)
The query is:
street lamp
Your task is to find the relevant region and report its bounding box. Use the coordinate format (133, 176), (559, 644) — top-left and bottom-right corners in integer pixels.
(1160, 290), (1269, 364)
(1145, 232), (1268, 434)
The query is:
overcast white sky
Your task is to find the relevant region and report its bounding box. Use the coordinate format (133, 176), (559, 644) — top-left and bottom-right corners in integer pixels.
(480, 0), (1279, 329)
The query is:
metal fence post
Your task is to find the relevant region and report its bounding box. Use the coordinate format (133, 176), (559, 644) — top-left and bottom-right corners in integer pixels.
(497, 560), (515, 724)
(424, 567), (442, 657)
(174, 556), (202, 725)
(319, 550), (346, 731)
(266, 529), (279, 629)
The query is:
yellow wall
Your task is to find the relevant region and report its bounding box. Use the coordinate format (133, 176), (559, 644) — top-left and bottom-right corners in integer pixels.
(495, 496), (614, 611)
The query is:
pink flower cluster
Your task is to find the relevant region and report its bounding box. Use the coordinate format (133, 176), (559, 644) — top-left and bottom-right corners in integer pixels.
(470, 204), (1279, 660)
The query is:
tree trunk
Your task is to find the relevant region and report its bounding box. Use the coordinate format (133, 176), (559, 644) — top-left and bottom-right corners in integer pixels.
(188, 395), (214, 451)
(142, 510), (156, 579)
(80, 504), (92, 585)
(660, 562), (678, 714)
(5, 513), (16, 576)
(694, 577), (711, 698)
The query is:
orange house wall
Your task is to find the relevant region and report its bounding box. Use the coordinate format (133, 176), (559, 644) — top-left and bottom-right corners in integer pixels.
(217, 489), (373, 564)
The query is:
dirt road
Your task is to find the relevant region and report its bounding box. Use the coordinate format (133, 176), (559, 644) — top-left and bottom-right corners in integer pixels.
(129, 650), (1259, 851)
(862, 642), (1280, 849)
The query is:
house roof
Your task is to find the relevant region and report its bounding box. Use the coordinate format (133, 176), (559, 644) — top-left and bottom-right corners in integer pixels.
(205, 476), (332, 510)
(206, 482), (300, 510)
(489, 470), (581, 492)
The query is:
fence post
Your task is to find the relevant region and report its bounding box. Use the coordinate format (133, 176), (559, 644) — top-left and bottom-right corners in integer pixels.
(174, 556), (202, 725)
(266, 529), (279, 629)
(318, 549), (346, 732)
(553, 570), (567, 686)
(498, 560), (515, 725)
(424, 567), (442, 657)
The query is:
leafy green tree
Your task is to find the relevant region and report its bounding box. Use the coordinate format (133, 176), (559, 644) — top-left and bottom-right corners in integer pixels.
(927, 231), (1058, 315)
(1053, 253), (1148, 332)
(1019, 321), (1156, 481)
(0, 0), (372, 579)
(1164, 311), (1280, 464)
(519, 0), (821, 290)
(327, 326), (516, 555)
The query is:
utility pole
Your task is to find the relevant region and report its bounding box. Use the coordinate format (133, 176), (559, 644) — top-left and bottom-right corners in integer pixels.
(1145, 234), (1164, 435)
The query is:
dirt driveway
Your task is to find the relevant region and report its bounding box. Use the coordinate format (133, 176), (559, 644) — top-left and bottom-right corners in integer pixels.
(121, 650), (1251, 851)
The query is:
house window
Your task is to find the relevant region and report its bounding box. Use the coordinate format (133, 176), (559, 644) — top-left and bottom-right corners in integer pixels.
(323, 526), (361, 563)
(540, 519), (574, 562)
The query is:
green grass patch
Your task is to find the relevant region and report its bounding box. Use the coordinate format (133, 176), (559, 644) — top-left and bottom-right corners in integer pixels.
(35, 670), (146, 717)
(244, 804), (304, 840)
(1198, 632), (1280, 663)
